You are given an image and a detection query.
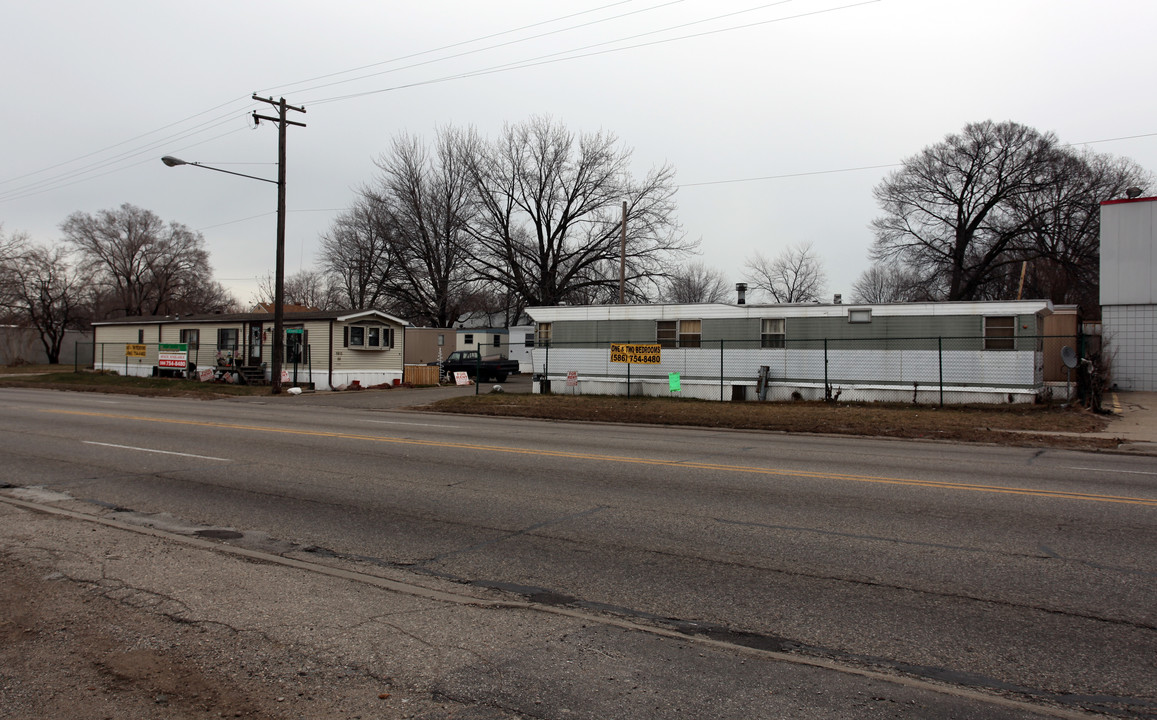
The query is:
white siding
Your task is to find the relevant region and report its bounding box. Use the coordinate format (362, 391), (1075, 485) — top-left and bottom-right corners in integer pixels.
(1100, 199), (1157, 306)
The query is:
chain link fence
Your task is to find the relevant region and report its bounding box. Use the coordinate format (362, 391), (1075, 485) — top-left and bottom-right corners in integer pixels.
(80, 341), (313, 386)
(533, 335), (1085, 405)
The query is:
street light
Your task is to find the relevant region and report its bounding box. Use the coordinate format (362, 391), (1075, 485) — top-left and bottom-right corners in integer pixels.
(161, 154), (286, 394)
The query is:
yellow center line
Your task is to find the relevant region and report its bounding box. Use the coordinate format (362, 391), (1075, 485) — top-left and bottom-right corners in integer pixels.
(49, 409), (1157, 508)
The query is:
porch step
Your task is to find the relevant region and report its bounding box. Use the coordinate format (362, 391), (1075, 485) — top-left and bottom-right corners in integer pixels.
(235, 366), (266, 385)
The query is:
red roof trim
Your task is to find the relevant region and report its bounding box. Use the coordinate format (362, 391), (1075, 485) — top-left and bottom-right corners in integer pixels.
(1101, 196), (1157, 206)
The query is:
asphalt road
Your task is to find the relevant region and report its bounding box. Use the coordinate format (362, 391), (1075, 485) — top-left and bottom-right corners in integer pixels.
(1, 386), (1155, 718)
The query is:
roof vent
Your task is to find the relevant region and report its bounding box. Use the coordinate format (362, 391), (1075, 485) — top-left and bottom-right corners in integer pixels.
(833, 294), (842, 304)
(736, 283), (748, 305)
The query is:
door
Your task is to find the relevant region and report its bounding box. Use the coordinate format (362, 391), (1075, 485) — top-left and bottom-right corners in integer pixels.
(249, 323), (263, 365)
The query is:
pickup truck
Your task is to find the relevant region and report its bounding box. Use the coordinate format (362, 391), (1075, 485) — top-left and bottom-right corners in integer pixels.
(432, 350), (520, 383)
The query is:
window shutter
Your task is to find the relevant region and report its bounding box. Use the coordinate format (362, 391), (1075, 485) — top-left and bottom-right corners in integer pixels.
(343, 326), (349, 348)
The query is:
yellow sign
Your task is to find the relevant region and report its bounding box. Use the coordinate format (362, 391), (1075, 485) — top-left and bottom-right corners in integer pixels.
(610, 343), (661, 364)
(125, 344), (147, 358)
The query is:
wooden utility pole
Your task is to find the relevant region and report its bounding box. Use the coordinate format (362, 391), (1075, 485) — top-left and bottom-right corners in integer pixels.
(619, 201), (627, 304)
(252, 95), (306, 394)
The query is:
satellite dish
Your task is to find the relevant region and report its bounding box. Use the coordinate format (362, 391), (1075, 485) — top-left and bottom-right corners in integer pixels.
(1126, 187), (1143, 199)
(1061, 346), (1078, 369)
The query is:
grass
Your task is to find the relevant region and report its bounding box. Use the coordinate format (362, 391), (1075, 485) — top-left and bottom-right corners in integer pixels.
(0, 366), (272, 398)
(424, 392), (1118, 450)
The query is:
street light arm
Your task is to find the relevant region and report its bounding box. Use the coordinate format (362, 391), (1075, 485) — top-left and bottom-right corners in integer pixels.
(160, 156), (277, 185)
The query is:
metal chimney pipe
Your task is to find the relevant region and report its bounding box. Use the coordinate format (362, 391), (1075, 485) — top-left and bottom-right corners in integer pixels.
(736, 282), (748, 305)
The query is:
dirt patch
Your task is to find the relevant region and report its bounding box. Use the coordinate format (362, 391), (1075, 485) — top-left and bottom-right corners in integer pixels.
(0, 553), (490, 719)
(0, 556), (271, 719)
(424, 394), (1118, 450)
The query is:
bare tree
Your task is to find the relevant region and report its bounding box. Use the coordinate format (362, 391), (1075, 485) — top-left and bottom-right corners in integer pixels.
(851, 263), (928, 303)
(463, 116), (693, 307)
(363, 129), (480, 326)
(870, 121), (1064, 301)
(744, 242), (827, 303)
(254, 269), (339, 310)
(0, 227), (30, 324)
(663, 261), (731, 303)
(319, 198), (397, 311)
(60, 203), (226, 318)
(1011, 150), (1151, 314)
(7, 242), (91, 363)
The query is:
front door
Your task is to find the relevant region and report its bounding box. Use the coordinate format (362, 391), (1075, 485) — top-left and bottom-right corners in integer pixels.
(249, 323), (263, 365)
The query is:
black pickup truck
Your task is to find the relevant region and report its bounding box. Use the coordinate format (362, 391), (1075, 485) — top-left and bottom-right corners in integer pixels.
(432, 350), (520, 383)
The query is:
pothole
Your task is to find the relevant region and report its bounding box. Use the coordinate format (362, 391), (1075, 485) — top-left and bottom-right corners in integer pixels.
(194, 529), (244, 540)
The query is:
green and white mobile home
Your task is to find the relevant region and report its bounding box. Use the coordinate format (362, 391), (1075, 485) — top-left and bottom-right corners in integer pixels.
(526, 300), (1058, 403)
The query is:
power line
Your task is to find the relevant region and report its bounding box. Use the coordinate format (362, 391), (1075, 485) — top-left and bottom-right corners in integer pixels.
(308, 1), (874, 105)
(679, 163), (899, 188)
(262, 0), (667, 96)
(1, 3), (669, 199)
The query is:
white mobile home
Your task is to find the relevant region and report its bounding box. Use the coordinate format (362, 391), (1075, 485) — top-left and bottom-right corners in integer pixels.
(527, 300), (1058, 404)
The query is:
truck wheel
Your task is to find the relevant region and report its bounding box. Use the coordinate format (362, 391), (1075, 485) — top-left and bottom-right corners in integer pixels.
(495, 373), (507, 383)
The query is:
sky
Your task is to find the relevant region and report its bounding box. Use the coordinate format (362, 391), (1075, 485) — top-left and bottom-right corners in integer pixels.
(4, 0), (1157, 309)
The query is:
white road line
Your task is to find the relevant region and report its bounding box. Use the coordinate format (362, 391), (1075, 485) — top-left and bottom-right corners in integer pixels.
(363, 420), (462, 428)
(83, 441), (231, 462)
(1062, 466), (1157, 476)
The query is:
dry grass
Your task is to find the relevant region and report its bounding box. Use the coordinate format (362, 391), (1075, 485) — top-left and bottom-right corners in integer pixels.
(426, 393), (1118, 450)
(0, 368), (272, 398)
(1, 366), (1119, 449)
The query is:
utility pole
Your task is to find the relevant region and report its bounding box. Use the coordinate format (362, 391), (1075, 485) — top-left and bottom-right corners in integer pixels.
(619, 201), (627, 304)
(252, 95), (306, 394)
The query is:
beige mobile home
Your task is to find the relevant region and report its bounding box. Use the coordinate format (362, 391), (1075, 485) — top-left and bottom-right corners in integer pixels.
(91, 309), (407, 390)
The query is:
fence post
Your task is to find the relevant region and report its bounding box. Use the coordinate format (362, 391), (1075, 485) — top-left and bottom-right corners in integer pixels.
(720, 339), (724, 402)
(823, 339), (829, 401)
(938, 337), (944, 408)
(627, 361), (631, 399)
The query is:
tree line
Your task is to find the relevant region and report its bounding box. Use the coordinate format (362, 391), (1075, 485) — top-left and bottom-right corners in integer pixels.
(2, 117), (1148, 363)
(0, 205), (235, 363)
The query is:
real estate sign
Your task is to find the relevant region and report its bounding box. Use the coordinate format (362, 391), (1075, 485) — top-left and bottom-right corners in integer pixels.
(157, 343), (188, 369)
(610, 343), (661, 364)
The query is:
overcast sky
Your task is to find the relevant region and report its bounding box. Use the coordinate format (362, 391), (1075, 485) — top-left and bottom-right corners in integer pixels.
(4, 0), (1156, 308)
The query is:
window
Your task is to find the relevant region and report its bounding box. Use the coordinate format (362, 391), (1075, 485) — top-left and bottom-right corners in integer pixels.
(848, 308), (872, 323)
(761, 318), (785, 348)
(678, 319), (701, 348)
(437, 334), (445, 346)
(344, 324), (392, 350)
(535, 323), (552, 347)
(984, 316), (1016, 350)
(216, 328), (238, 352)
(180, 329), (199, 354)
(658, 319), (701, 347)
(524, 333), (534, 348)
(494, 334), (502, 348)
(137, 329), (144, 344)
(464, 333), (474, 346)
